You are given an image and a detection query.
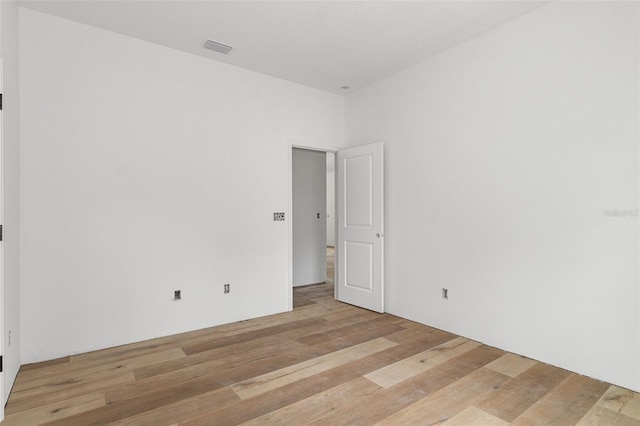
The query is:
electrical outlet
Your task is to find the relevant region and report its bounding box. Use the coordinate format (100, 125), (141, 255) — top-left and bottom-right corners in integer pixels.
(442, 288), (448, 300)
(224, 283), (230, 294)
(173, 290), (181, 301)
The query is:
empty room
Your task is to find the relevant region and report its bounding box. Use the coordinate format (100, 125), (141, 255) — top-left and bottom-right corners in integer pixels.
(0, 0), (638, 424)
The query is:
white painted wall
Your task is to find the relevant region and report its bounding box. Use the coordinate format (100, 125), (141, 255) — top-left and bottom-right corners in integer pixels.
(326, 153), (336, 247)
(1, 0), (21, 404)
(347, 2), (640, 392)
(19, 8), (344, 363)
(292, 148), (327, 286)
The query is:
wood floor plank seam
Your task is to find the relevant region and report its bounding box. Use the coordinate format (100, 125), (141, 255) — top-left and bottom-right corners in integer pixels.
(231, 337), (398, 400)
(3, 392), (106, 425)
(364, 336), (481, 388)
(13, 348), (187, 393)
(306, 345), (508, 425)
(239, 376), (383, 426)
(182, 317), (328, 355)
(476, 361), (571, 422)
(510, 374), (611, 425)
(374, 368), (512, 425)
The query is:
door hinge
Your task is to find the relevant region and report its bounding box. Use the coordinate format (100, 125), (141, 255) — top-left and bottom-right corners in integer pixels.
(1, 356), (3, 373)
(0, 93), (3, 110)
(0, 225), (3, 242)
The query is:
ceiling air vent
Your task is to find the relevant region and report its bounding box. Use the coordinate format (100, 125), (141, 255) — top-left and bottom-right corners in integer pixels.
(203, 39), (233, 55)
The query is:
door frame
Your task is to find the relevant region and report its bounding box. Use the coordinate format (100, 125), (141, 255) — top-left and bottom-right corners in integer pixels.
(0, 57), (5, 420)
(288, 143), (340, 311)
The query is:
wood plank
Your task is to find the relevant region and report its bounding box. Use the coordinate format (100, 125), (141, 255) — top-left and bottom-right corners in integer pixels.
(368, 327), (463, 373)
(133, 334), (309, 380)
(3, 393), (105, 426)
(484, 352), (537, 378)
(7, 348), (185, 415)
(622, 393), (640, 420)
(297, 315), (405, 346)
(13, 348), (186, 393)
(6, 370), (135, 415)
(133, 319), (403, 392)
(232, 337), (397, 400)
(63, 308), (324, 367)
(18, 356), (70, 372)
(136, 337), (336, 393)
(595, 385), (638, 413)
(17, 339), (193, 383)
(310, 322), (406, 354)
(477, 362), (571, 422)
(310, 345), (505, 426)
(309, 305), (377, 322)
(64, 339), (201, 368)
(383, 325), (456, 346)
(182, 317), (327, 355)
(241, 377), (382, 426)
(375, 368), (510, 425)
(594, 385), (640, 420)
(182, 324), (441, 425)
(44, 375), (226, 425)
(576, 405), (640, 426)
(220, 308), (340, 337)
(133, 310), (362, 382)
(365, 337), (481, 388)
(511, 374), (610, 425)
(109, 388), (239, 426)
(442, 406), (509, 426)
(180, 340), (407, 425)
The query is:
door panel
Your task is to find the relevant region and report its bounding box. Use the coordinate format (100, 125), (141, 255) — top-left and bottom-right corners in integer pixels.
(345, 241), (373, 291)
(337, 142), (383, 312)
(345, 155), (372, 226)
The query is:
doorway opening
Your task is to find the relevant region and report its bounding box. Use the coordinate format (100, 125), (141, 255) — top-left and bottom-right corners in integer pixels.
(291, 148), (336, 308)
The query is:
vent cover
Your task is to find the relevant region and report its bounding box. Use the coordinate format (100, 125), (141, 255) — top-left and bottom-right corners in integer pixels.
(203, 39), (233, 55)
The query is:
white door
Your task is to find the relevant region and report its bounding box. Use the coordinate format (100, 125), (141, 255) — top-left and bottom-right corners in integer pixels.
(336, 142), (384, 312)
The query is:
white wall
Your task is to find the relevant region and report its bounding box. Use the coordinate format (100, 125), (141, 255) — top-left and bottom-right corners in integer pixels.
(292, 148), (327, 286)
(19, 8), (344, 363)
(347, 2), (639, 391)
(1, 0), (20, 404)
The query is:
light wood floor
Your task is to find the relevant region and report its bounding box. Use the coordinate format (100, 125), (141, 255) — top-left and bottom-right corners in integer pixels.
(5, 249), (640, 425)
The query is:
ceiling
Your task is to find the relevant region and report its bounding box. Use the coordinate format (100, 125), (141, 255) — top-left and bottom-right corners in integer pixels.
(19, 1), (546, 95)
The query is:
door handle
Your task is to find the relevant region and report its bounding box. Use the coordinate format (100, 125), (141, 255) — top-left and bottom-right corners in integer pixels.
(376, 233), (383, 238)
